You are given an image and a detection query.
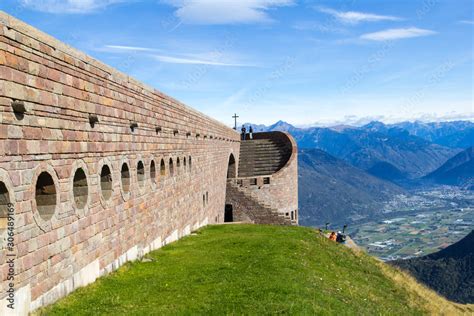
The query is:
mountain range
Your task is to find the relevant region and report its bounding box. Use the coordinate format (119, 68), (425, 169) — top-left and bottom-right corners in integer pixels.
(242, 120), (473, 226)
(425, 146), (474, 189)
(244, 120), (472, 181)
(246, 120), (474, 148)
(387, 121), (474, 149)
(392, 230), (474, 304)
(298, 148), (405, 226)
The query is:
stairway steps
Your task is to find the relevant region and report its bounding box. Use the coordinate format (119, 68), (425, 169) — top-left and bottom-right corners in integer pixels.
(226, 182), (291, 225)
(239, 165), (284, 170)
(240, 151), (287, 156)
(239, 159), (285, 164)
(240, 148), (287, 153)
(237, 135), (292, 178)
(241, 144), (287, 149)
(240, 154), (286, 159)
(240, 144), (287, 149)
(240, 165), (283, 170)
(239, 152), (287, 158)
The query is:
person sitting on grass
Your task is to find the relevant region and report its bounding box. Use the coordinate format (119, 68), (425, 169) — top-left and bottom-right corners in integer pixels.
(336, 231), (346, 243)
(329, 231), (337, 241)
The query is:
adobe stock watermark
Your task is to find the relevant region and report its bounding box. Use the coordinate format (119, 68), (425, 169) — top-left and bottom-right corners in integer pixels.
(4, 202), (16, 310)
(179, 32), (238, 89)
(400, 59), (455, 117)
(416, 0), (439, 19)
(339, 40), (395, 96)
(242, 56), (296, 111)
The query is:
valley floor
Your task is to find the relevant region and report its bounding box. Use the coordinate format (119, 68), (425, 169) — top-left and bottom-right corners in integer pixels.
(351, 207), (473, 261)
(349, 187), (474, 261)
(37, 225), (471, 315)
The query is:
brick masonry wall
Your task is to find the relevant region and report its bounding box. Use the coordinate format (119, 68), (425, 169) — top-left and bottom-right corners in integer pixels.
(234, 132), (298, 224)
(0, 12), (242, 314)
(248, 149), (298, 222)
(225, 181), (293, 225)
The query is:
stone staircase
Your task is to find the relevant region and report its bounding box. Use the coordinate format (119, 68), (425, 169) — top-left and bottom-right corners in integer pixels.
(226, 181), (291, 225)
(238, 139), (291, 177)
(235, 185), (274, 210)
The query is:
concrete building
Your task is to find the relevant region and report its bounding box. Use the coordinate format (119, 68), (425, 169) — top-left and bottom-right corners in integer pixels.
(0, 12), (298, 315)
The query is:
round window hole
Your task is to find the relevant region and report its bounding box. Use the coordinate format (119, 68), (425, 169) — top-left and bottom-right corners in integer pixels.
(100, 165), (112, 201)
(137, 161), (145, 188)
(121, 163), (130, 193)
(0, 182), (10, 233)
(73, 168), (88, 209)
(160, 159), (166, 176)
(150, 160), (156, 184)
(35, 172), (57, 220)
(169, 158), (174, 176)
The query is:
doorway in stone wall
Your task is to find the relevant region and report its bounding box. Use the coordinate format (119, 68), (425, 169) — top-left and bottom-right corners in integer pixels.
(227, 153), (236, 179)
(224, 204), (233, 222)
(224, 153), (237, 223)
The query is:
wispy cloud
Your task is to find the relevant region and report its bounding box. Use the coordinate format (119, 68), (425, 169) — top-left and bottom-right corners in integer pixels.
(459, 20), (474, 25)
(162, 0), (294, 24)
(100, 44), (256, 67)
(104, 45), (162, 52)
(292, 21), (347, 34)
(152, 54), (255, 67)
(19, 0), (126, 13)
(317, 7), (402, 24)
(360, 27), (436, 41)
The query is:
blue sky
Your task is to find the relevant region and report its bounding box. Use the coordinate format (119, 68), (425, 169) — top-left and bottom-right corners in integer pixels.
(1, 0), (473, 127)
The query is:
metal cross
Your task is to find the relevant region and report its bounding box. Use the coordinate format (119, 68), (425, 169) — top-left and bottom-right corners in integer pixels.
(232, 113), (239, 130)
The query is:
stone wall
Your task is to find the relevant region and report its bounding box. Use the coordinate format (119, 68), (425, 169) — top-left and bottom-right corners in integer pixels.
(225, 181), (293, 225)
(0, 12), (241, 314)
(228, 132), (299, 225)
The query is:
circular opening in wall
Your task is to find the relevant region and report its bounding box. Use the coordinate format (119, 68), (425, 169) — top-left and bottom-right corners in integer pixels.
(73, 168), (88, 209)
(137, 161), (145, 187)
(100, 165), (113, 201)
(35, 172), (57, 220)
(150, 160), (156, 184)
(0, 182), (10, 233)
(169, 158), (174, 176)
(160, 159), (166, 176)
(121, 163), (130, 193)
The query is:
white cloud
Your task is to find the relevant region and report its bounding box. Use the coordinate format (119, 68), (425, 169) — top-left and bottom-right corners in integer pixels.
(100, 44), (256, 67)
(317, 7), (402, 24)
(152, 54), (255, 66)
(459, 20), (474, 25)
(104, 45), (162, 52)
(360, 27), (436, 41)
(20, 0), (125, 13)
(162, 0), (294, 24)
(292, 21), (346, 34)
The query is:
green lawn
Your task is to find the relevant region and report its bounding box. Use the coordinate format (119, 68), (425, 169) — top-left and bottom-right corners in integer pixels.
(40, 224), (426, 315)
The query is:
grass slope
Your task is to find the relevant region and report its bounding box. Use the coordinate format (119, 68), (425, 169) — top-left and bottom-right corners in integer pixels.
(39, 225), (472, 315)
